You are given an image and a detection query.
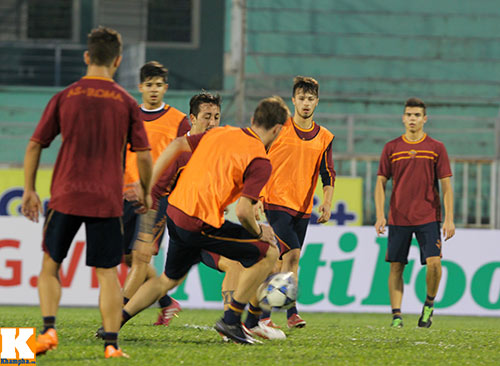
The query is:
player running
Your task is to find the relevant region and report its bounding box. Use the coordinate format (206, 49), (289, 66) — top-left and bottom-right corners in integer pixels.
(22, 26), (152, 359)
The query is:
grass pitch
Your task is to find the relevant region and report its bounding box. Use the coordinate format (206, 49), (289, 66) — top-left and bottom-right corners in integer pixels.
(1, 306), (499, 365)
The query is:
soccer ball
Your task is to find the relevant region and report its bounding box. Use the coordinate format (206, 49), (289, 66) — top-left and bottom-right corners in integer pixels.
(257, 272), (298, 311)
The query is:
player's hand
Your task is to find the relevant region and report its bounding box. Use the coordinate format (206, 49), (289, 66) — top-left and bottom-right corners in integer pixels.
(259, 223), (278, 246)
(21, 190), (43, 223)
(442, 220), (455, 241)
(375, 217), (386, 236)
(134, 192), (152, 214)
(254, 200), (264, 221)
(124, 182), (140, 202)
(317, 203), (331, 224)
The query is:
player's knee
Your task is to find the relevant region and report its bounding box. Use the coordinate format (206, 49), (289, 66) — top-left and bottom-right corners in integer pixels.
(390, 262), (405, 276)
(40, 254), (61, 276)
(132, 250), (152, 265)
(94, 266), (118, 282)
(426, 257), (441, 270)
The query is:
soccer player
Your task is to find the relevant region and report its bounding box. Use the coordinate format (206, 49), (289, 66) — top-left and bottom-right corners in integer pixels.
(121, 96), (289, 344)
(374, 97), (455, 328)
(21, 27), (152, 358)
(125, 92), (222, 326)
(121, 61), (189, 307)
(258, 76), (335, 329)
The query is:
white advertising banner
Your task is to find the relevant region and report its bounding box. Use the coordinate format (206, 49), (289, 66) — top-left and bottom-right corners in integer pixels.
(1, 217), (499, 316)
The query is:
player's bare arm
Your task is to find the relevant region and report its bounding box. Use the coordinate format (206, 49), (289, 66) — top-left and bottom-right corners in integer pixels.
(151, 136), (191, 185)
(236, 196), (276, 245)
(374, 175), (388, 235)
(440, 177), (455, 241)
(317, 185), (334, 223)
(22, 140), (44, 222)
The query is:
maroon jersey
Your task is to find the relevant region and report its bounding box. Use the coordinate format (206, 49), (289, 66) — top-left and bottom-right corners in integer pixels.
(377, 134), (452, 226)
(31, 76), (150, 218)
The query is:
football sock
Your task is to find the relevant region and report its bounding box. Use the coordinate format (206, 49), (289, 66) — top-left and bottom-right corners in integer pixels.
(123, 297), (129, 305)
(425, 295), (435, 307)
(244, 304), (262, 329)
(224, 299), (246, 325)
(287, 306), (298, 319)
(121, 310), (132, 327)
(260, 310), (271, 320)
(158, 294), (172, 308)
(392, 308), (402, 319)
(42, 316), (56, 334)
(103, 332), (118, 350)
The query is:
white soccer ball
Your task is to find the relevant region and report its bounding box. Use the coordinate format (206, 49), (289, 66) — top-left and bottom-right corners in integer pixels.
(257, 272), (298, 311)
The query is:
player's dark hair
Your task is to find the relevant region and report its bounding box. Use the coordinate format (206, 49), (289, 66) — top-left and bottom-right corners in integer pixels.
(87, 26), (122, 66)
(253, 96), (290, 130)
(189, 92), (222, 116)
(293, 76), (319, 97)
(405, 97), (427, 115)
(140, 61), (168, 83)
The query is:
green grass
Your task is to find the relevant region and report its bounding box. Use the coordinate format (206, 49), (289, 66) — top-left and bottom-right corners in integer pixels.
(1, 306), (499, 365)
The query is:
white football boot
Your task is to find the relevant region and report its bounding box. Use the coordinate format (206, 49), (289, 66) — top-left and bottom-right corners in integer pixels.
(242, 322), (286, 340)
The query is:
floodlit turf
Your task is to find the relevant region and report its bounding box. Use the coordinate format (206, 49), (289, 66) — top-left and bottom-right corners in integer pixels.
(1, 306), (499, 365)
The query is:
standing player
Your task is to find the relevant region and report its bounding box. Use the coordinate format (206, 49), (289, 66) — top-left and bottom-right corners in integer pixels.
(121, 61), (190, 305)
(125, 92), (222, 326)
(121, 96), (289, 344)
(375, 97), (455, 328)
(258, 76), (335, 329)
(21, 27), (152, 358)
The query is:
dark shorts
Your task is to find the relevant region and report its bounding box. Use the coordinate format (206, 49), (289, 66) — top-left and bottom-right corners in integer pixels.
(42, 208), (123, 268)
(265, 209), (309, 256)
(122, 200), (140, 255)
(164, 217), (270, 280)
(130, 195), (169, 255)
(387, 222), (442, 265)
(200, 250), (222, 272)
